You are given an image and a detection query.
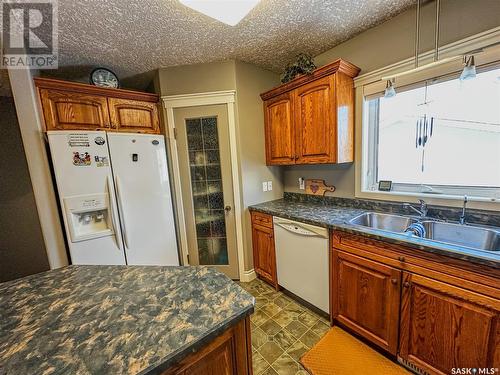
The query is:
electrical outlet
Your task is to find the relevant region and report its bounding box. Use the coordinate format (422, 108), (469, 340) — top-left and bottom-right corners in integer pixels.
(299, 177), (305, 190)
(267, 181), (273, 191)
(262, 181), (268, 192)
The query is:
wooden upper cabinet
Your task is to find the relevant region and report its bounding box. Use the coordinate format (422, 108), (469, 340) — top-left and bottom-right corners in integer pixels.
(260, 59), (360, 166)
(264, 92), (295, 165)
(399, 272), (500, 374)
(332, 250), (401, 355)
(38, 88), (111, 130)
(294, 76), (334, 164)
(34, 77), (160, 134)
(108, 98), (159, 133)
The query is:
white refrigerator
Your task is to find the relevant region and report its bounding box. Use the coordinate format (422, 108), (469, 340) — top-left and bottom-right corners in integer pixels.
(47, 130), (179, 266)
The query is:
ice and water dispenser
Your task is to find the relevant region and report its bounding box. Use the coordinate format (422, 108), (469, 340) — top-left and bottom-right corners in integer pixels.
(63, 193), (113, 242)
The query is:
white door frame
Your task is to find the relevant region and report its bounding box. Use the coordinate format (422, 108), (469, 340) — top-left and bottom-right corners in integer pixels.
(162, 91), (247, 280)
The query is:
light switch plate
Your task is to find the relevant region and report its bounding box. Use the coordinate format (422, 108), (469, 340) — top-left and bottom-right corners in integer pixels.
(262, 181), (268, 192)
(268, 181), (273, 191)
(299, 177), (305, 190)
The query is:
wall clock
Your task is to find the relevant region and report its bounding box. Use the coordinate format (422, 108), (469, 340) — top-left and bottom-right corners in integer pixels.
(90, 68), (119, 88)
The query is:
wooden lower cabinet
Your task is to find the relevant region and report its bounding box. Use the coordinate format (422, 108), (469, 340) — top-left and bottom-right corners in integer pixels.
(332, 231), (500, 374)
(250, 212), (278, 289)
(332, 250), (401, 354)
(399, 272), (500, 374)
(162, 317), (252, 375)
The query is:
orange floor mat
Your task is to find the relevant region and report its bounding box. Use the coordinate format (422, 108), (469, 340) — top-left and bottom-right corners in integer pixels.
(300, 326), (410, 375)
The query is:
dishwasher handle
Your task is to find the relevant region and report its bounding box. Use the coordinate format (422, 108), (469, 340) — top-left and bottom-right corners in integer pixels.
(274, 222), (323, 237)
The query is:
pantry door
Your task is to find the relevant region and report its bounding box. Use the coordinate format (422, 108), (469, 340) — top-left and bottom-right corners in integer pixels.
(174, 105), (239, 279)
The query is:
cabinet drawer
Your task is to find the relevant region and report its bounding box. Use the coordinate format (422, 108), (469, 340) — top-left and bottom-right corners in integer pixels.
(251, 211), (273, 228)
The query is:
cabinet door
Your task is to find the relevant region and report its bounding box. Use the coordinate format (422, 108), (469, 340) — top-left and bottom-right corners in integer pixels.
(294, 76), (335, 164)
(182, 334), (235, 375)
(108, 98), (159, 133)
(264, 92), (295, 165)
(39, 88), (110, 130)
(332, 250), (401, 354)
(400, 272), (500, 374)
(251, 223), (277, 288)
(163, 317), (252, 375)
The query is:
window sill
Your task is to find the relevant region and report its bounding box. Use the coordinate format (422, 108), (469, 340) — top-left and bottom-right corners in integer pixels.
(358, 188), (500, 210)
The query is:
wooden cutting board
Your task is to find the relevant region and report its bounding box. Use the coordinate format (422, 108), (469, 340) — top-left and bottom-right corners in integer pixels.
(305, 179), (336, 195)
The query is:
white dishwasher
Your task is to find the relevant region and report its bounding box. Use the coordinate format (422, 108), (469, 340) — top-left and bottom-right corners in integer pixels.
(273, 217), (329, 314)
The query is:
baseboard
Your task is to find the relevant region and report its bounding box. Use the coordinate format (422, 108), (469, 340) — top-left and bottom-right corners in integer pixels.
(239, 269), (257, 282)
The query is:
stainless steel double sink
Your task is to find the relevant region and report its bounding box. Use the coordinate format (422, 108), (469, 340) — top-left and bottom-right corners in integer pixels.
(348, 212), (500, 252)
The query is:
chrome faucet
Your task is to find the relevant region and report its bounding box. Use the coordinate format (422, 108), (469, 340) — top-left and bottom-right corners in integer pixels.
(459, 195), (468, 225)
(403, 199), (428, 218)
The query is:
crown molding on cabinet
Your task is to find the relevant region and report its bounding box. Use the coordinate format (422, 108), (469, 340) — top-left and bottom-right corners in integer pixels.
(34, 77), (159, 102)
(260, 59), (360, 101)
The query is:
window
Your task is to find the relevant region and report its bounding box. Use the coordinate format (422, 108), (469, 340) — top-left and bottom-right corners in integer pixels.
(363, 65), (500, 199)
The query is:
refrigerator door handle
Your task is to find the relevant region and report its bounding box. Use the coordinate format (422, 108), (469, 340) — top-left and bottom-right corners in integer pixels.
(106, 175), (122, 252)
(115, 175), (130, 250)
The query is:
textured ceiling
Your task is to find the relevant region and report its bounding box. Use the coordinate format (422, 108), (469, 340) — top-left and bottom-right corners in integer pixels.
(44, 0), (414, 89)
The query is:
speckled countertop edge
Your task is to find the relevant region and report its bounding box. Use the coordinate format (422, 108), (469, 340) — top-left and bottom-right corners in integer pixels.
(0, 266), (255, 375)
(250, 199), (500, 269)
(140, 307), (253, 375)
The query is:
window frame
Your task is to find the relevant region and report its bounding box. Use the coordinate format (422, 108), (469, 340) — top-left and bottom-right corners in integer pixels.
(357, 39), (500, 203)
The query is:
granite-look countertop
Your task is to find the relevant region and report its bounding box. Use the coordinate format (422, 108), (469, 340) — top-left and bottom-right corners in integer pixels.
(0, 265), (254, 375)
(250, 198), (500, 269)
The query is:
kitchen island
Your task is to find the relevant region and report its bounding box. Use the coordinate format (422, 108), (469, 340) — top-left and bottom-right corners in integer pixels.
(0, 265), (255, 374)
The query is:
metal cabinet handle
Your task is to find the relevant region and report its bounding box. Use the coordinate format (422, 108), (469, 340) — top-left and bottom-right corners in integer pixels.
(391, 278), (398, 285)
(224, 205), (232, 212)
(403, 281), (411, 288)
(398, 256), (406, 262)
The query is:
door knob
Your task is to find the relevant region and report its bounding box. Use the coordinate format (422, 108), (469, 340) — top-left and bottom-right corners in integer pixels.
(403, 281), (411, 288)
(224, 205), (232, 212)
(390, 278), (398, 285)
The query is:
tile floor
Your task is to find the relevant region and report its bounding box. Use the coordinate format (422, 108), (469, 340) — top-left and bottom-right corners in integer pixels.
(238, 278), (330, 375)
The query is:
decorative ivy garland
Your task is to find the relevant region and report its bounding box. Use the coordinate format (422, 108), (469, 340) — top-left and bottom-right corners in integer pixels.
(281, 53), (316, 83)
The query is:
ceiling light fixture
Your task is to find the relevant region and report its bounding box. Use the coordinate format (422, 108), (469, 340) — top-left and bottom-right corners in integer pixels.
(460, 55), (477, 81)
(384, 79), (396, 98)
(178, 0), (261, 26)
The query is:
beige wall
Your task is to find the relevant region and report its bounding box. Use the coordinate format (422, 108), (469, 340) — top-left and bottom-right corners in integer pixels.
(157, 60), (237, 96)
(234, 60), (282, 272)
(157, 60), (281, 274)
(284, 0), (500, 196)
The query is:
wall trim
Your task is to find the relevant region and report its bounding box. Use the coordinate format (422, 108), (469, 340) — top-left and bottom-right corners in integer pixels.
(162, 90), (247, 280)
(240, 269), (257, 283)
